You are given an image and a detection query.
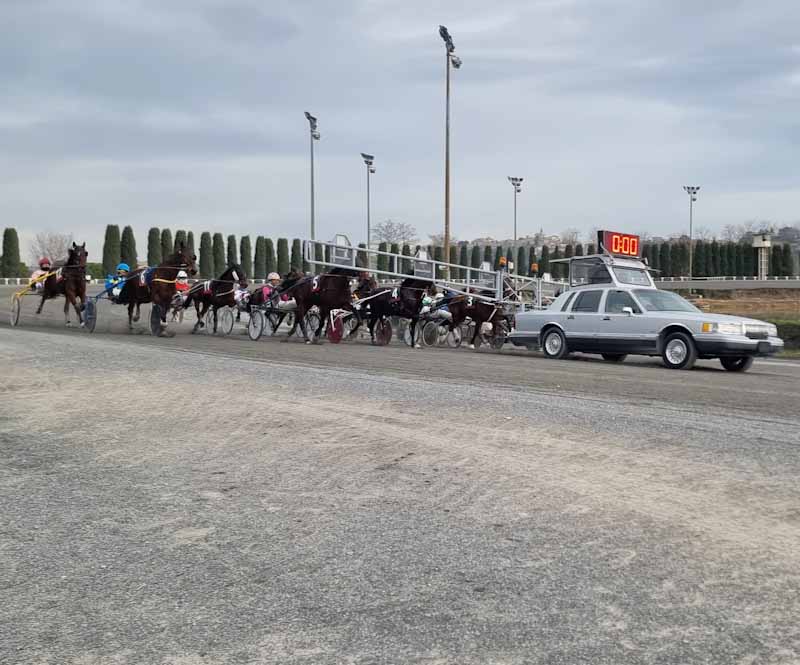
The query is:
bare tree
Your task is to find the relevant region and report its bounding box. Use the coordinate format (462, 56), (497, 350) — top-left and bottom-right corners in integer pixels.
(560, 228), (580, 245)
(693, 226), (714, 241)
(429, 233), (458, 246)
(373, 219), (418, 245)
(721, 224), (743, 242)
(29, 231), (74, 264)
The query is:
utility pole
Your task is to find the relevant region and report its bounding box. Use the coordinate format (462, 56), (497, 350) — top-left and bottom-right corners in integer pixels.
(305, 112), (320, 239)
(683, 186), (700, 280)
(439, 25), (461, 279)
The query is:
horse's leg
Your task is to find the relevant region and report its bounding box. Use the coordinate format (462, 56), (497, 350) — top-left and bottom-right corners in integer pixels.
(133, 298), (141, 322)
(128, 302), (135, 330)
(313, 307), (327, 343)
(36, 292), (46, 315)
(295, 305), (310, 343)
(411, 317), (421, 349)
(212, 306), (219, 334)
(469, 317), (481, 349)
(193, 301), (207, 333)
(367, 317), (376, 344)
(72, 292), (84, 327)
(273, 312), (286, 336)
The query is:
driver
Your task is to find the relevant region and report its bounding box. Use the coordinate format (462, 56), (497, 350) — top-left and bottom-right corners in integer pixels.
(30, 257), (52, 291)
(105, 263), (130, 302)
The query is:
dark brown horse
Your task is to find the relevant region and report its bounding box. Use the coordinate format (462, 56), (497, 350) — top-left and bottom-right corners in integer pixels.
(349, 276), (432, 346)
(280, 270), (354, 343)
(183, 264), (248, 333)
(447, 295), (513, 349)
(35, 242), (88, 327)
(119, 245), (197, 336)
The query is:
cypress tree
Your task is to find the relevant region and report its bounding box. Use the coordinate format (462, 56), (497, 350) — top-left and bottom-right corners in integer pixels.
(147, 227), (161, 266)
(528, 246), (538, 276)
(239, 236), (252, 278)
(783, 243), (795, 276)
(517, 247), (526, 275)
(483, 245), (493, 265)
(226, 234), (238, 267)
(770, 244), (783, 276)
(586, 243), (596, 255)
(742, 243), (754, 277)
(449, 245), (459, 278)
(719, 242), (730, 276)
(540, 246), (550, 276)
(564, 244), (574, 259)
(264, 239), (276, 275)
(693, 241), (705, 277)
(402, 243), (413, 274)
(551, 247), (563, 279)
(314, 243), (324, 275)
(102, 225), (121, 276)
(290, 238), (302, 271)
(470, 245), (481, 269)
(641, 243), (650, 267)
(703, 241), (714, 277)
(575, 243), (584, 256)
(277, 238), (290, 274)
(1, 228), (21, 277)
(459, 243), (469, 274)
(253, 236), (266, 279)
(709, 240), (720, 276)
(199, 232), (213, 278)
(377, 242), (388, 273)
(494, 246), (504, 270)
(726, 242), (736, 276)
(672, 243), (686, 277)
(120, 225), (138, 268)
(390, 242), (400, 274)
(433, 246), (444, 277)
(356, 243), (367, 269)
(659, 243), (671, 277)
(174, 230), (187, 252)
(212, 233), (225, 275)
(160, 229), (173, 261)
(186, 231), (195, 258)
(649, 243), (660, 272)
(735, 243), (745, 277)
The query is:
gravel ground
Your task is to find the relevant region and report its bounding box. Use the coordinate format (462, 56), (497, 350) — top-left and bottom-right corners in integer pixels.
(2, 297), (800, 664)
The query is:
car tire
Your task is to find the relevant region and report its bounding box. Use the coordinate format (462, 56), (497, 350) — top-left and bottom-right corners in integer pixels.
(720, 356), (754, 372)
(601, 353), (627, 363)
(541, 327), (569, 359)
(661, 332), (697, 370)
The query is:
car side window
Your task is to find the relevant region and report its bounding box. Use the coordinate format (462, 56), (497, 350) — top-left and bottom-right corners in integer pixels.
(572, 290), (602, 313)
(560, 292), (577, 311)
(605, 290), (641, 314)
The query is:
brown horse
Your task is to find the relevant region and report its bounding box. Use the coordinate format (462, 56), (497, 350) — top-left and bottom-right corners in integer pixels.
(119, 245), (197, 336)
(183, 264), (248, 333)
(447, 295), (513, 349)
(280, 270), (353, 343)
(35, 242), (88, 327)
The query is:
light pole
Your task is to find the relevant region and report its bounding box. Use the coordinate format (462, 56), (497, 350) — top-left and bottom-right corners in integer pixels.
(508, 177), (523, 270)
(439, 25), (461, 277)
(683, 186), (700, 280)
(305, 111), (320, 239)
(361, 153), (375, 255)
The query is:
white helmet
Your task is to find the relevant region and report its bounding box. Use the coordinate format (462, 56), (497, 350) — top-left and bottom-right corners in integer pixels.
(267, 272), (280, 281)
(177, 270), (188, 279)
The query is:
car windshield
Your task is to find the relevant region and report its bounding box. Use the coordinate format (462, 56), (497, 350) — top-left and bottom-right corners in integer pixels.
(613, 267), (651, 286)
(634, 289), (701, 313)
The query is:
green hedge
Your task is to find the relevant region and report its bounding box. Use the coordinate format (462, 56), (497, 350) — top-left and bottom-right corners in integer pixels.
(768, 320), (800, 350)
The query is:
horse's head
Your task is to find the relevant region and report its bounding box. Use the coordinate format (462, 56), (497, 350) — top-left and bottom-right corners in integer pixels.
(68, 242), (88, 267)
(225, 264), (248, 288)
(170, 243), (198, 275)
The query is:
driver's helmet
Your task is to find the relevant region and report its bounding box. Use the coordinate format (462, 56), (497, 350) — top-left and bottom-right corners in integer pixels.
(38, 257), (51, 269)
(116, 263), (130, 275)
(267, 272), (281, 282)
(422, 295), (433, 306)
(177, 270), (188, 280)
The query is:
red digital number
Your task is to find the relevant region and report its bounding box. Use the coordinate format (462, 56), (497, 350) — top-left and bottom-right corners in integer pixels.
(601, 230), (641, 257)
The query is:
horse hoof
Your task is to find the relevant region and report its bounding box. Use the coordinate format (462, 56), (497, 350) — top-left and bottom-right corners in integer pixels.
(133, 315), (140, 323)
(468, 344), (475, 350)
(80, 322), (85, 328)
(305, 339), (312, 345)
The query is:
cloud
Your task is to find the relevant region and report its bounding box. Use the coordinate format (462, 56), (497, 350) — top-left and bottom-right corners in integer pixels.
(1, 0), (799, 259)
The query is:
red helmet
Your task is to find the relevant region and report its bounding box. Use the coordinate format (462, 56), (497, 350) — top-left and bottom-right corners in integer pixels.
(38, 257), (52, 269)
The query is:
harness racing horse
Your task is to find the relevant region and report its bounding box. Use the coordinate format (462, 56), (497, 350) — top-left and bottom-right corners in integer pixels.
(447, 295), (513, 349)
(349, 276), (432, 346)
(36, 242), (88, 327)
(184, 264), (248, 334)
(119, 245), (198, 336)
(281, 270), (354, 343)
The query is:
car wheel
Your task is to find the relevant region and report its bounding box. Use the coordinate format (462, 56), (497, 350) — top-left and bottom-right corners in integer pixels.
(720, 356), (754, 372)
(662, 332), (697, 370)
(601, 353), (627, 363)
(541, 327), (569, 359)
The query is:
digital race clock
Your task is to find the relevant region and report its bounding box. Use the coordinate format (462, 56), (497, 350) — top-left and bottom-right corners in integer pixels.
(598, 230), (641, 258)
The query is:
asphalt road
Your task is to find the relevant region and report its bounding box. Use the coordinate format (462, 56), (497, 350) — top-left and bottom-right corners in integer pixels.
(2, 292), (800, 664)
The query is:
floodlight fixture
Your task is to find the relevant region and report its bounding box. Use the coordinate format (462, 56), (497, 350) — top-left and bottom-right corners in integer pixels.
(439, 25), (455, 52)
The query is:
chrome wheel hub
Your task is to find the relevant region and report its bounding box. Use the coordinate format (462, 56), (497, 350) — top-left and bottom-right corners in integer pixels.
(545, 332), (562, 355)
(666, 339), (687, 365)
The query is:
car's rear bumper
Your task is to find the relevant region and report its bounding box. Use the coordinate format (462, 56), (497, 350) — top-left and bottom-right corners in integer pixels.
(695, 335), (784, 357)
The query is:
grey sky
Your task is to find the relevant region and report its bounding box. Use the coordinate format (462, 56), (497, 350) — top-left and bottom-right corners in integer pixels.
(2, 0), (799, 258)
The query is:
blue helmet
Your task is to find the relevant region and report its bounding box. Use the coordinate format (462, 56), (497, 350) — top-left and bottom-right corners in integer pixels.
(116, 263), (130, 272)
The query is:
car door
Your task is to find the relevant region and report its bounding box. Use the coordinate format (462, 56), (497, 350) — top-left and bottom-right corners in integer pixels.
(598, 289), (655, 353)
(563, 289), (604, 352)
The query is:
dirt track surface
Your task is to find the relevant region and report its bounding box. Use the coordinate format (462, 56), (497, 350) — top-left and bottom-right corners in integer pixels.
(2, 294), (800, 664)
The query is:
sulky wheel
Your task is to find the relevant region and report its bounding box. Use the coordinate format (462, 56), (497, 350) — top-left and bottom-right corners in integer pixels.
(9, 295), (21, 327)
(218, 307), (235, 336)
(446, 325), (462, 348)
(84, 299), (97, 333)
(304, 311), (321, 338)
(421, 321), (441, 347)
(374, 317), (393, 346)
(248, 310), (265, 341)
(326, 314), (345, 344)
(150, 304), (163, 336)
